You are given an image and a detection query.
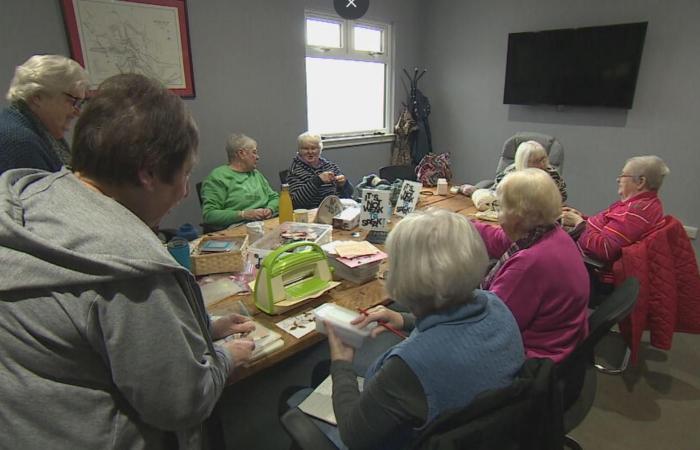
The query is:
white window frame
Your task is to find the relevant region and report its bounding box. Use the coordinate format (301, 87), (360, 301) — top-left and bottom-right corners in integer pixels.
(304, 11), (395, 148)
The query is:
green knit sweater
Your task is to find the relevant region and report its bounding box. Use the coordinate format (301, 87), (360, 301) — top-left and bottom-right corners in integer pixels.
(201, 166), (279, 228)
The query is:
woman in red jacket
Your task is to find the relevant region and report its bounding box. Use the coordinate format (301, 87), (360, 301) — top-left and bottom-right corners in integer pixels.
(562, 155), (670, 285)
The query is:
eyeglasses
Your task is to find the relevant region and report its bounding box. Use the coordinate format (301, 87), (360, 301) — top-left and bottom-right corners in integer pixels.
(300, 146), (320, 153)
(63, 92), (87, 111)
(616, 174), (641, 182)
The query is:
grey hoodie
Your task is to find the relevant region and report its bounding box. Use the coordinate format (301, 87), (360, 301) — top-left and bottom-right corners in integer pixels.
(0, 168), (233, 449)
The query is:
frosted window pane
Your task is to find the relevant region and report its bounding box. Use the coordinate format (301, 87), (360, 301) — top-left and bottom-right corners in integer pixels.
(353, 26), (382, 53)
(306, 57), (385, 134)
(306, 19), (341, 48)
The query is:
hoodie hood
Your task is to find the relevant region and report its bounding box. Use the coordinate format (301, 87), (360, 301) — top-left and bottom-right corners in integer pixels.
(0, 168), (184, 292)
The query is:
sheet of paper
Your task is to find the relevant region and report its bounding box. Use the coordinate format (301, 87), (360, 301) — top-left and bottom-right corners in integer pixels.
(213, 319), (284, 361)
(297, 375), (365, 425)
(275, 310), (317, 339)
(334, 241), (379, 259)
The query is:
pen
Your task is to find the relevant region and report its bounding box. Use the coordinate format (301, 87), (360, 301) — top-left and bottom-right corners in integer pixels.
(357, 307), (406, 340)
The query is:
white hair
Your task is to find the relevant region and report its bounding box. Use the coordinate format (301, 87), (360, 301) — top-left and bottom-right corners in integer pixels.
(297, 131), (323, 151)
(514, 140), (547, 171)
(6, 54), (89, 103)
(386, 208), (489, 317)
(225, 133), (257, 162)
(624, 155), (670, 191)
(497, 168), (562, 231)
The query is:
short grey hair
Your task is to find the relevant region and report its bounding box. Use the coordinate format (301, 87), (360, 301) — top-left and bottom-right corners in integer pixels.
(386, 208), (489, 317)
(624, 155), (670, 191)
(497, 168), (561, 230)
(6, 54), (89, 103)
(514, 140), (547, 171)
(225, 133), (257, 162)
(297, 131), (323, 151)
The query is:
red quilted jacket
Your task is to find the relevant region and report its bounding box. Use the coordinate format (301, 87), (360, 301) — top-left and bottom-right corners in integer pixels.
(613, 216), (700, 364)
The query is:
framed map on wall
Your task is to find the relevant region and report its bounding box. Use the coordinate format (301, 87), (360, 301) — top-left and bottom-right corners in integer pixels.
(60, 0), (195, 97)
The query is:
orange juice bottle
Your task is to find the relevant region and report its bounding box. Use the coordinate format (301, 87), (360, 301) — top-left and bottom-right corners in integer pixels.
(279, 184), (293, 223)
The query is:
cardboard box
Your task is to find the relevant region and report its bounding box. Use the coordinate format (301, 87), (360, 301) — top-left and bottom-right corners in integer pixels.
(332, 207), (361, 230)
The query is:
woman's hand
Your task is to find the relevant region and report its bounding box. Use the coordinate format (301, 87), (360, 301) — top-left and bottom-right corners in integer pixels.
(351, 305), (404, 338)
(335, 174), (347, 186)
(326, 322), (354, 362)
(222, 338), (256, 368)
(211, 313), (256, 341)
(560, 210), (584, 227)
(318, 171), (336, 184)
(242, 208), (270, 221)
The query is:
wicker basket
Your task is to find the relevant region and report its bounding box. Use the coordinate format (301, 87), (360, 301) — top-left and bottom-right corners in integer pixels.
(190, 235), (248, 276)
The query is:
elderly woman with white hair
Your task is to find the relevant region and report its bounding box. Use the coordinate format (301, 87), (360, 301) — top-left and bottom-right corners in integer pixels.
(493, 140), (567, 202)
(318, 208), (524, 449)
(286, 131), (352, 209)
(472, 168), (589, 363)
(0, 54), (89, 174)
(562, 155), (669, 286)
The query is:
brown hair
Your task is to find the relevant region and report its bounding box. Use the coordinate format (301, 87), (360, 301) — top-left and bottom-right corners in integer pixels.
(72, 73), (198, 185)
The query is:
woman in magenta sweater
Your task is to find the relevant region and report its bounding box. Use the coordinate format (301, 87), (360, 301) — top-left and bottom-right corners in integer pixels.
(472, 168), (589, 363)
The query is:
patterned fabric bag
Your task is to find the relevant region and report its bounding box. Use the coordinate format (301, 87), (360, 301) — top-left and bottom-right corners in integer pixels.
(416, 152), (452, 186)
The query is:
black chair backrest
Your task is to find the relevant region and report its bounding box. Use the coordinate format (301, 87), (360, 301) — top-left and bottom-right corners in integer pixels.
(379, 165), (417, 182)
(556, 277), (639, 399)
(195, 182), (203, 207)
(412, 358), (563, 450)
(279, 169), (289, 185)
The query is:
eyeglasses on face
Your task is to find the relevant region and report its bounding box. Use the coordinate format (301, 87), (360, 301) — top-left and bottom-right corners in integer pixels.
(300, 146), (320, 153)
(63, 92), (87, 110)
(616, 174), (641, 182)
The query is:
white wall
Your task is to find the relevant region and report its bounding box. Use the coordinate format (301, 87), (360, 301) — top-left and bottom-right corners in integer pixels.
(421, 0), (700, 254)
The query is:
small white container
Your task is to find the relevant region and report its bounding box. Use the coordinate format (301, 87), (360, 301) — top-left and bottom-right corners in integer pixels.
(314, 303), (376, 348)
(249, 222), (332, 266)
(436, 178), (449, 195)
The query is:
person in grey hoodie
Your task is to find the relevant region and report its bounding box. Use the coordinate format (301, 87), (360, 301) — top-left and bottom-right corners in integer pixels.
(0, 73), (255, 449)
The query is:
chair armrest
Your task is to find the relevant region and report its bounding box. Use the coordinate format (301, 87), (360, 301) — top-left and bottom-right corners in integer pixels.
(280, 408), (338, 450)
(474, 179), (495, 190)
(583, 255), (606, 269)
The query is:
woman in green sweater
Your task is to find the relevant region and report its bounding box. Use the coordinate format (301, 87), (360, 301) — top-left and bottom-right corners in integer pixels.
(201, 133), (279, 229)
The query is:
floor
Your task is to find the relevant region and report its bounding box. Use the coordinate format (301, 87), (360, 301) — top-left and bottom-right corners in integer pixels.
(216, 330), (700, 450)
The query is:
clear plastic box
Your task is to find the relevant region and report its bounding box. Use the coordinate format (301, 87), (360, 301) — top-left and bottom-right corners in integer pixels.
(249, 222), (332, 266)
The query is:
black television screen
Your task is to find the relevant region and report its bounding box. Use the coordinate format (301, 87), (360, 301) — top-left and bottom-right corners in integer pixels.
(503, 22), (648, 108)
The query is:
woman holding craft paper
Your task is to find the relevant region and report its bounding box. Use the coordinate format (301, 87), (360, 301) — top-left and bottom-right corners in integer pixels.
(320, 208), (525, 450)
(0, 73), (255, 449)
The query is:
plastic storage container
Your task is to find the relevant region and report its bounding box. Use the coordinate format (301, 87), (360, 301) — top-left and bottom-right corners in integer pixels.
(313, 303), (376, 348)
(249, 222), (332, 266)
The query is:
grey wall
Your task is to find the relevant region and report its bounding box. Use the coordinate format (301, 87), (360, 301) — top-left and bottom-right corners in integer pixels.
(421, 0), (700, 254)
(0, 0), (425, 228)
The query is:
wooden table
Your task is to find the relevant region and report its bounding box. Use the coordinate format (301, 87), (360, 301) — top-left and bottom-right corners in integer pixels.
(206, 189), (478, 382)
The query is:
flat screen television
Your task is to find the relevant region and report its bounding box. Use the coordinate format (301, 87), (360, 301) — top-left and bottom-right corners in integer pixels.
(503, 22), (648, 109)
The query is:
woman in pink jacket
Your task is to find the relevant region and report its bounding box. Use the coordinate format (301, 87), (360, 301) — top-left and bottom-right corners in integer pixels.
(472, 168), (589, 363)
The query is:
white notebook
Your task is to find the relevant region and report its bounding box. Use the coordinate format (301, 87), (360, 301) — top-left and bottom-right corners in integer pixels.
(297, 374), (365, 425)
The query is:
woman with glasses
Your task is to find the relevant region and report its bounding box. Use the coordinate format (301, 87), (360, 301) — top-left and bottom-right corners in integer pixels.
(562, 155), (669, 286)
(0, 54), (89, 174)
(493, 140), (568, 202)
(286, 131), (352, 209)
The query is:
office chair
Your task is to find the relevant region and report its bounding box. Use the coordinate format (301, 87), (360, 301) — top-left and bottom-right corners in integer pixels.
(195, 181), (223, 234)
(379, 164), (417, 182)
(556, 277), (639, 450)
(411, 358), (563, 450)
(475, 132), (564, 189)
(279, 169), (289, 185)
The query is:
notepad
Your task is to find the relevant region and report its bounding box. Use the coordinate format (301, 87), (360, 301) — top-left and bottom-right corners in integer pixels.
(200, 240), (237, 252)
(297, 375), (365, 425)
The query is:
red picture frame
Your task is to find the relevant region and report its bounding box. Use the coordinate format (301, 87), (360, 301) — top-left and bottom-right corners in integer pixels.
(60, 0), (195, 97)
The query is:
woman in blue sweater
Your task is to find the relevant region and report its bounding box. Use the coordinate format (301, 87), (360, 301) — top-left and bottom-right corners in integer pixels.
(324, 208), (525, 449)
(0, 54), (89, 174)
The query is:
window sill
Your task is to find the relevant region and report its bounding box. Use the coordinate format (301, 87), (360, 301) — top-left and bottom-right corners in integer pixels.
(322, 133), (395, 149)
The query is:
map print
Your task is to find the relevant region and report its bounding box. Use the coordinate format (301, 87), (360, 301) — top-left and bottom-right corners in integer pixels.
(74, 0), (186, 88)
